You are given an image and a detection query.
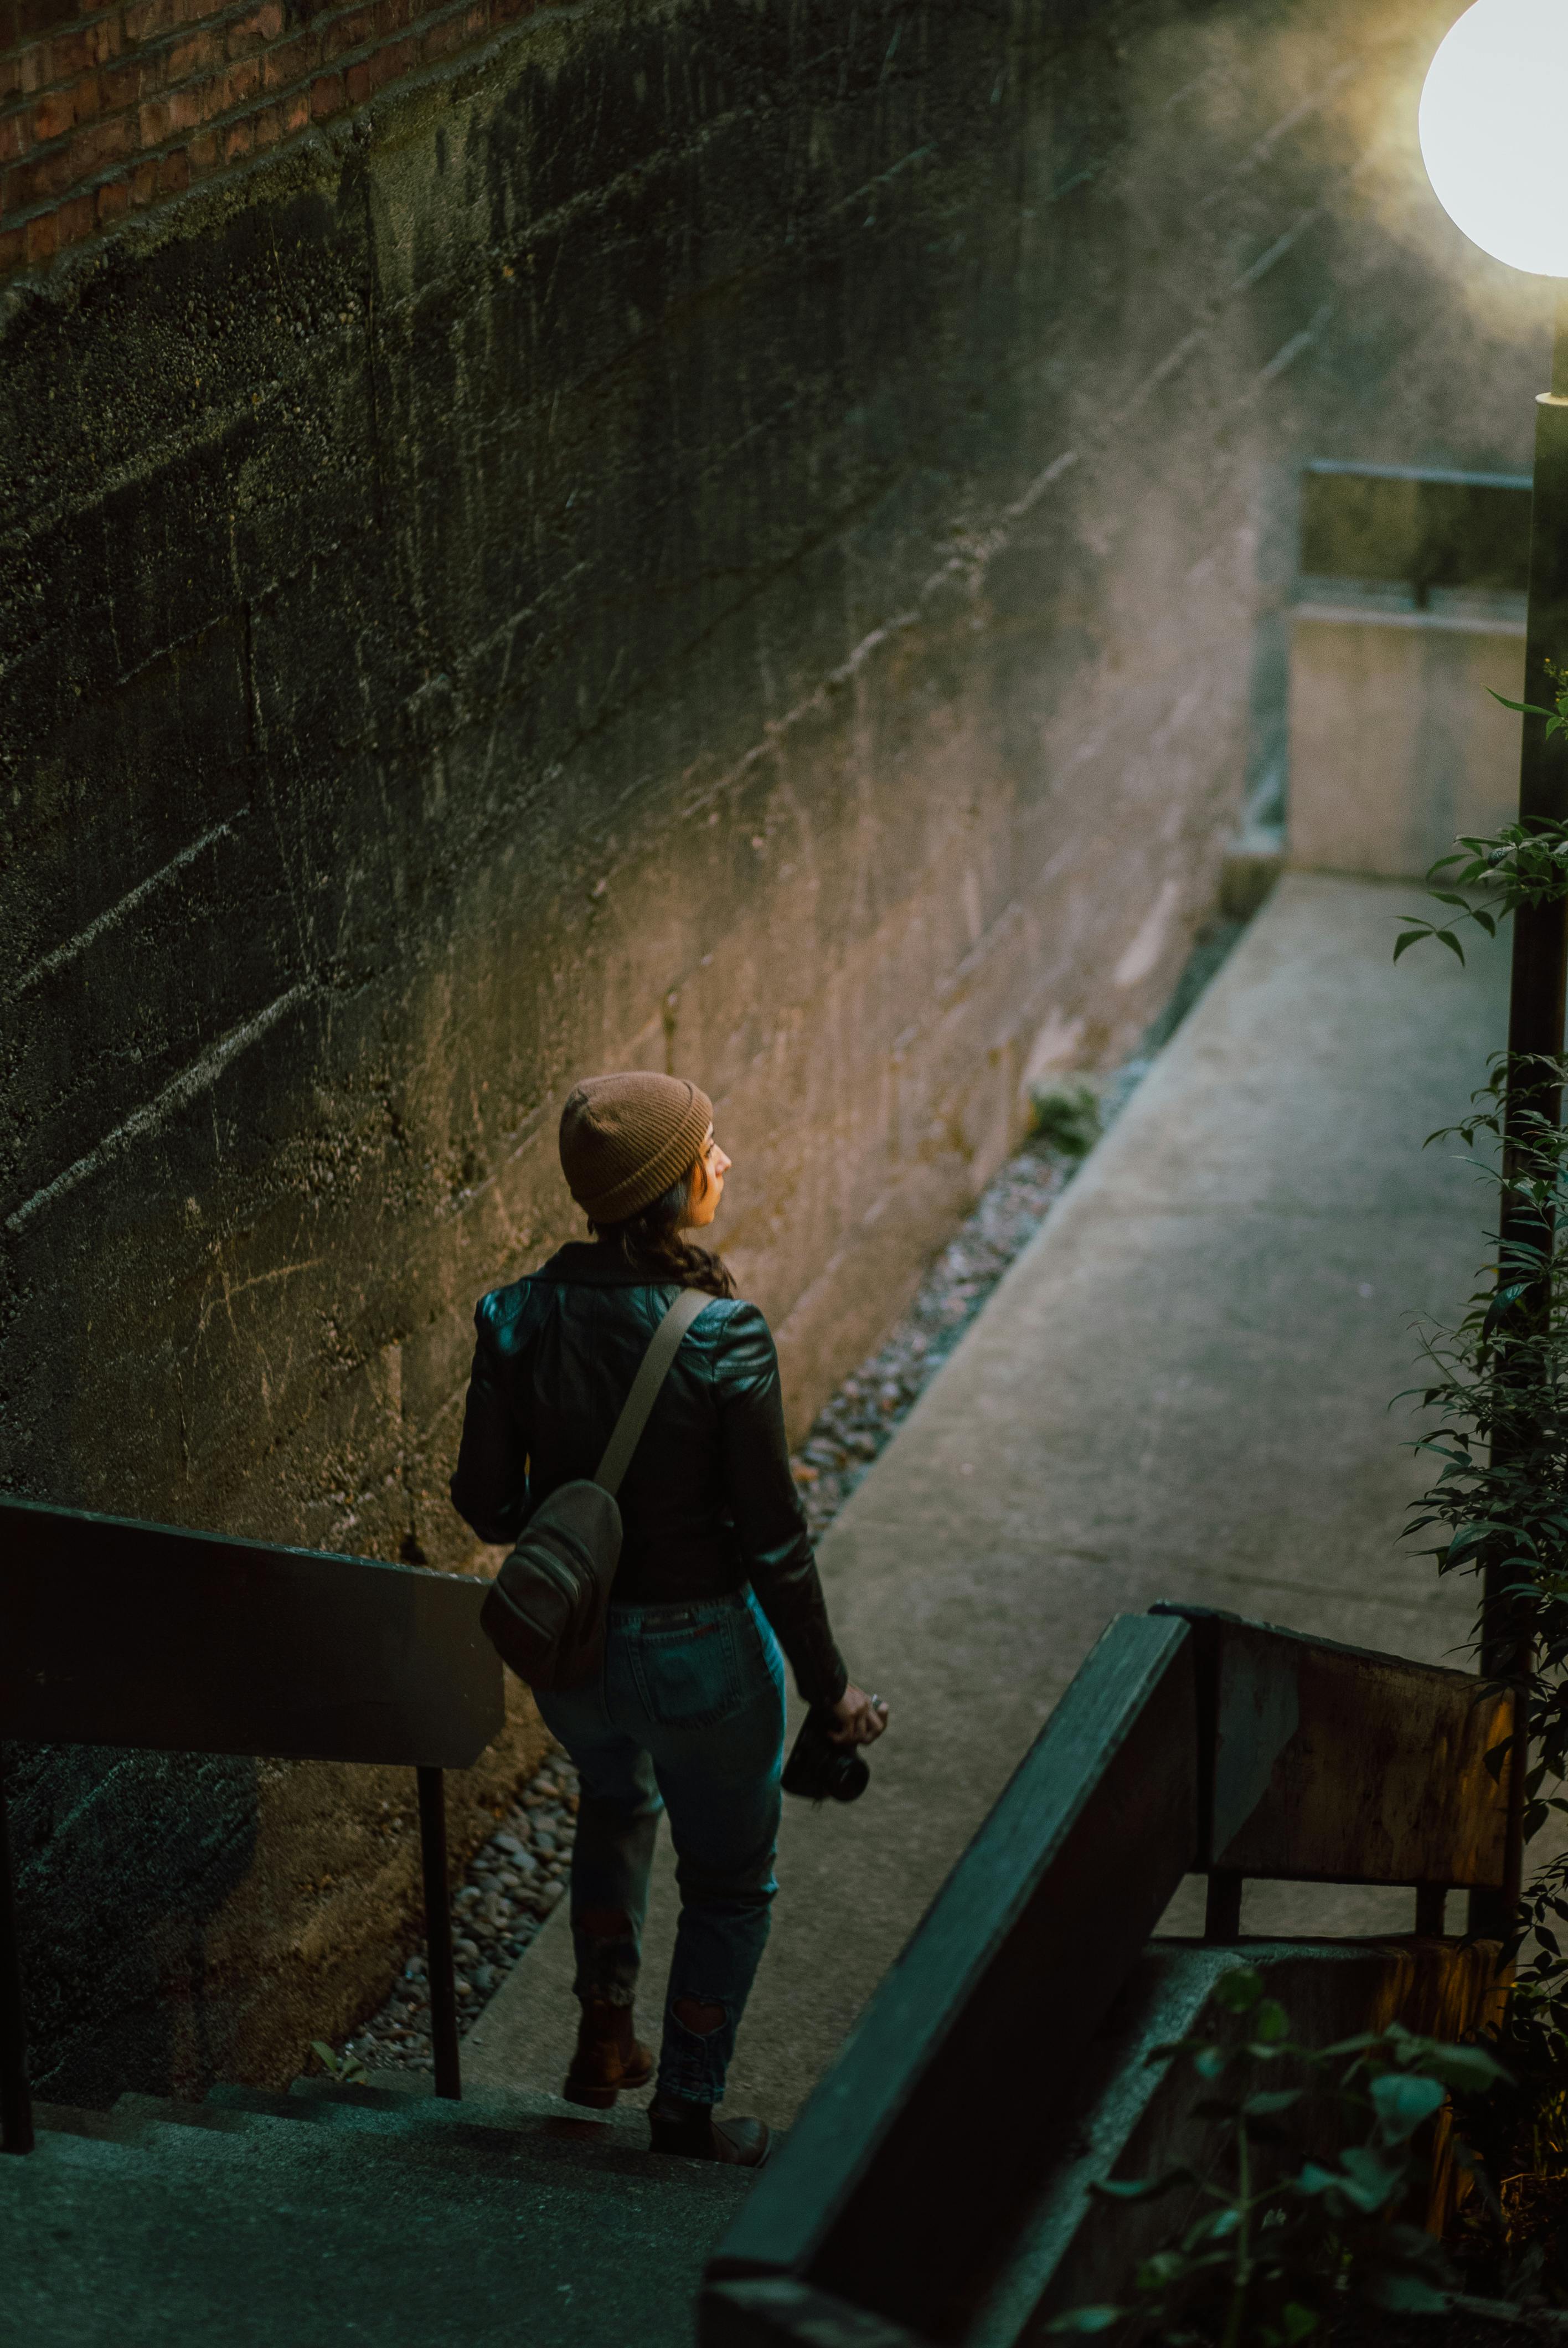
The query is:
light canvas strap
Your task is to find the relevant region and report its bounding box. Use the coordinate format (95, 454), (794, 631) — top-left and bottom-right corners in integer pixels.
(594, 1287), (714, 1497)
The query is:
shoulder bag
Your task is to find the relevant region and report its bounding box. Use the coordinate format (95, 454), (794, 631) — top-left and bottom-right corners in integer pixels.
(478, 1286), (713, 1691)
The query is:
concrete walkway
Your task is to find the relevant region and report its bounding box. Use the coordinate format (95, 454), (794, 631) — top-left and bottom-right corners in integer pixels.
(466, 873), (1508, 2125)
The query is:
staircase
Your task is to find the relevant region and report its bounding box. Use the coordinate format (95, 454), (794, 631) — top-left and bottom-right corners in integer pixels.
(0, 1521), (1521, 2345)
(7, 2077), (756, 2347)
(0, 1494), (759, 2345)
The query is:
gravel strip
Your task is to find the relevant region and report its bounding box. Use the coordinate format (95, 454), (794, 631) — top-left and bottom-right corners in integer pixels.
(341, 1762), (582, 2078)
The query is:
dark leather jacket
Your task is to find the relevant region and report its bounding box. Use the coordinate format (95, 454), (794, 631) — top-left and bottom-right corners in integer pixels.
(449, 1242), (848, 1709)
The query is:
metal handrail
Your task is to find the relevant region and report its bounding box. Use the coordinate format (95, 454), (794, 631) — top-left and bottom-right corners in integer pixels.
(702, 1604), (1515, 2346)
(710, 1613), (1199, 2339)
(0, 1495), (505, 2155)
(1154, 1602), (1514, 1940)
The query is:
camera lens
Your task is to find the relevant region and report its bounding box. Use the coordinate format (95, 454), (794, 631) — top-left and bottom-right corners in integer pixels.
(833, 1753), (870, 1803)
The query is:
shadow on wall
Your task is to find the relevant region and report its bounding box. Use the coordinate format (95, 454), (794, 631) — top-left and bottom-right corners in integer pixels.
(7, 1744), (259, 2106)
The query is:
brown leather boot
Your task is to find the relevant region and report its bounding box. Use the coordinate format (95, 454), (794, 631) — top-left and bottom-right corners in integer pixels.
(647, 2093), (771, 2167)
(563, 1999), (654, 2109)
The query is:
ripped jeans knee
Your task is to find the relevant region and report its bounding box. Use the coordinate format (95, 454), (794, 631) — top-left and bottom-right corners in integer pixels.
(672, 1996), (725, 2036)
(658, 1986), (743, 2104)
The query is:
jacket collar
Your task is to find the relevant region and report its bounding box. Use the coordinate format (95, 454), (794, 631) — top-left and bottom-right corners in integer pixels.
(524, 1240), (674, 1288)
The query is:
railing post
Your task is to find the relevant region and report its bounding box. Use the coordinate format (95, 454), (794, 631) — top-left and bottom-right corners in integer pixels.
(0, 1767), (35, 2154)
(1203, 1870), (1242, 1943)
(1415, 1884), (1448, 1938)
(1471, 1678), (1528, 1942)
(417, 1765), (461, 2100)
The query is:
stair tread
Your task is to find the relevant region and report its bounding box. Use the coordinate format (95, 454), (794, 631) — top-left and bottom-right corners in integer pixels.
(220, 2073), (651, 2144)
(45, 2088), (752, 2193)
(203, 2080), (745, 2179)
(39, 2082), (760, 2184)
(8, 2088), (760, 2348)
(292, 2072), (654, 2138)
(32, 2100), (143, 2145)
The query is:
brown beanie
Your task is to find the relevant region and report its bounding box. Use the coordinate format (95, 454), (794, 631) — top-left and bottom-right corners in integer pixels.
(558, 1072), (714, 1224)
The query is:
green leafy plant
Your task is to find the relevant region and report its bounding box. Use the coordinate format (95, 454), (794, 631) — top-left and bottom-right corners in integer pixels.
(1396, 1063), (1568, 2301)
(1394, 748), (1568, 2302)
(1030, 1080), (1102, 1161)
(1492, 666), (1568, 748)
(310, 2038), (369, 2086)
(1046, 1969), (1507, 2347)
(1392, 666), (1568, 965)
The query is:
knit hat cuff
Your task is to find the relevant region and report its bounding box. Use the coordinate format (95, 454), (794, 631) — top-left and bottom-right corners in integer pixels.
(566, 1079), (713, 1223)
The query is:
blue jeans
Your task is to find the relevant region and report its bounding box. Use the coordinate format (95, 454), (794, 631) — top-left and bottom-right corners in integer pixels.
(533, 1587), (786, 2106)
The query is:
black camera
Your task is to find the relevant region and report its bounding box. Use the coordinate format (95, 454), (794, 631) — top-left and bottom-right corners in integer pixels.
(782, 1707), (870, 1805)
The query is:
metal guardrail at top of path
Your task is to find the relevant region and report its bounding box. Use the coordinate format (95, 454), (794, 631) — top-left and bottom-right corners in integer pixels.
(0, 1493), (505, 2157)
(701, 1603), (1516, 2348)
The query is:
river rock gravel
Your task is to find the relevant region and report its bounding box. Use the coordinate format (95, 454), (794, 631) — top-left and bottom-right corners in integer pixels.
(339, 1762), (581, 2077)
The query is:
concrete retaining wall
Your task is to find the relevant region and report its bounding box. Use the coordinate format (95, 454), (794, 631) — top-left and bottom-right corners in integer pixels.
(1290, 596), (1525, 879)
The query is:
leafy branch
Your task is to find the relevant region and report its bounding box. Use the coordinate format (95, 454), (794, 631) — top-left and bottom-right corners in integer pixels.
(310, 2037), (369, 2086)
(1400, 1059), (1568, 1794)
(1392, 667), (1568, 965)
(1391, 783), (1568, 2298)
(1046, 1969), (1507, 2346)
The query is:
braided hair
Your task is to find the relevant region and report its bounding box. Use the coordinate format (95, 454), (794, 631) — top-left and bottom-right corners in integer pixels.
(589, 1162), (736, 1299)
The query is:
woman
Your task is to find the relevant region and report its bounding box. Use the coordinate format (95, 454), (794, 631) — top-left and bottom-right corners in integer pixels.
(450, 1070), (888, 2166)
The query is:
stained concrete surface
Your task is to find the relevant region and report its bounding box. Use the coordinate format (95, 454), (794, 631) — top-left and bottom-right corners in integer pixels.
(1289, 592), (1525, 878)
(466, 874), (1510, 2125)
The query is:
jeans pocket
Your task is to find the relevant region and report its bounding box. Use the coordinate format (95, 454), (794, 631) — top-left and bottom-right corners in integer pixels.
(636, 1614), (743, 1729)
(740, 1595), (786, 1694)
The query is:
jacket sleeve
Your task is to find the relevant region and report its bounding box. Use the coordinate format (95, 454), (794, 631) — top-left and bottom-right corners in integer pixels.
(448, 1299), (531, 1548)
(712, 1302), (848, 1712)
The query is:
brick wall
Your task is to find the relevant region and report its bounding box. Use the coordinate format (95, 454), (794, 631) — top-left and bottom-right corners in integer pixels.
(0, 0), (539, 274)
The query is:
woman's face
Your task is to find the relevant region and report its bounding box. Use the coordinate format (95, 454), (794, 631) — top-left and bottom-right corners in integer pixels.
(684, 1125), (731, 1228)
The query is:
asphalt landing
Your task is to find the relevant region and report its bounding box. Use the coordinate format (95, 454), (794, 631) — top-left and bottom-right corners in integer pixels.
(467, 874), (1508, 2126)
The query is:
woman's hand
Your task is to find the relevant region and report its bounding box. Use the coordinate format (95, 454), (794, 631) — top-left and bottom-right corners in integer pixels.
(829, 1683), (890, 1745)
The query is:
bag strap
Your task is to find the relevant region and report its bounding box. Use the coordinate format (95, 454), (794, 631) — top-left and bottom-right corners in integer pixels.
(593, 1286), (714, 1497)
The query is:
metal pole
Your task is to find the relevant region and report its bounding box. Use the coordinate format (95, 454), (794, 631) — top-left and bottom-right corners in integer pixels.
(1414, 1883), (1447, 1939)
(1203, 1871), (1243, 1944)
(0, 1767), (35, 2155)
(1472, 298), (1568, 1940)
(416, 1765), (462, 2100)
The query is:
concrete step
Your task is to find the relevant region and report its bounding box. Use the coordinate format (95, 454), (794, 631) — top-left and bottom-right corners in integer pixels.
(32, 2098), (162, 2146)
(204, 2077), (759, 2194)
(217, 2072), (656, 2152)
(11, 2080), (759, 2348)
